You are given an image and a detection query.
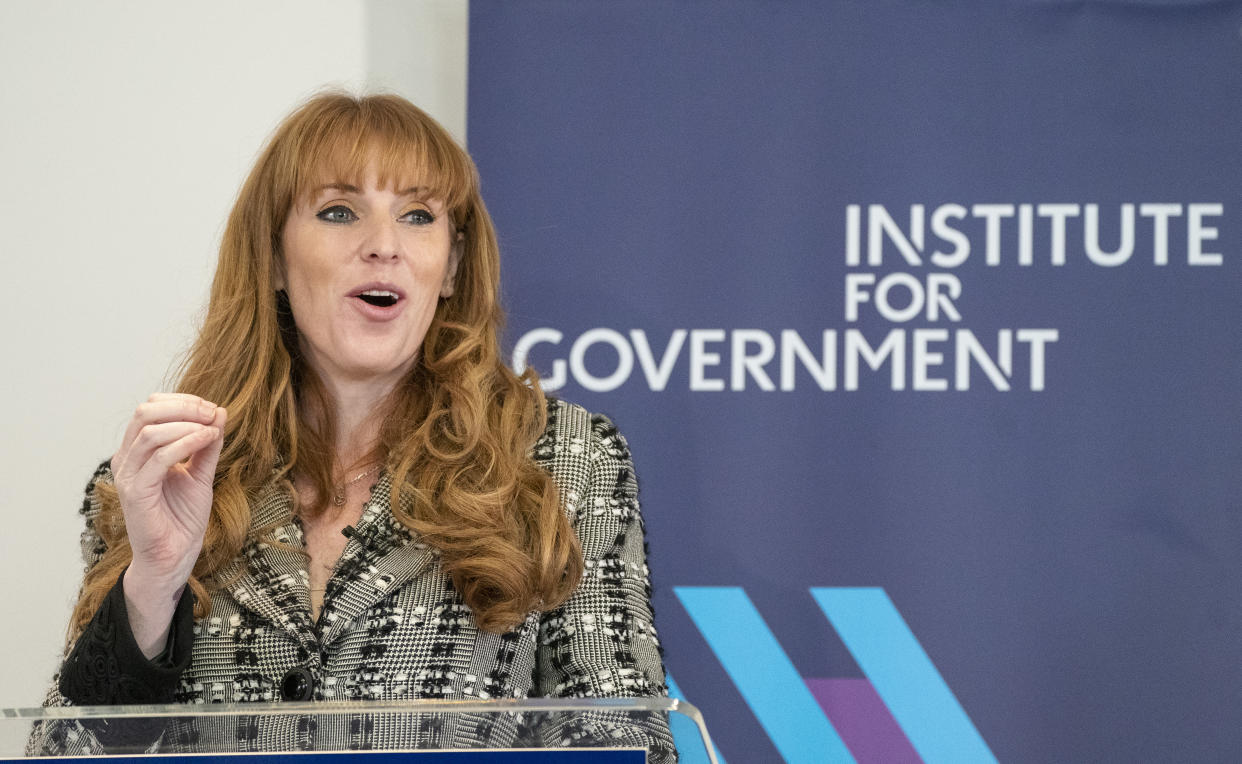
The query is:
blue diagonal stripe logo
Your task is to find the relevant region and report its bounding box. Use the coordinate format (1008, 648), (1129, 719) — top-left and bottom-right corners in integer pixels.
(811, 588), (997, 764)
(675, 587), (856, 763)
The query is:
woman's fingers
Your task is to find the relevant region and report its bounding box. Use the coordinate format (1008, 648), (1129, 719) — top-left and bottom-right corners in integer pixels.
(119, 394), (220, 460)
(117, 421), (215, 477)
(186, 407), (227, 486)
(130, 425), (220, 490)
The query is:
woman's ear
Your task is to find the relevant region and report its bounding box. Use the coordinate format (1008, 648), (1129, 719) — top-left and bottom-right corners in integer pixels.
(440, 232), (463, 298)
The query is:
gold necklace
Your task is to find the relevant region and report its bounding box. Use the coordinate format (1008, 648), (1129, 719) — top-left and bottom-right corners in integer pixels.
(331, 464), (381, 506)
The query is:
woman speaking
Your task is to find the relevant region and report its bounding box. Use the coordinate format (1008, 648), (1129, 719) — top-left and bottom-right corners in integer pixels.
(33, 92), (673, 758)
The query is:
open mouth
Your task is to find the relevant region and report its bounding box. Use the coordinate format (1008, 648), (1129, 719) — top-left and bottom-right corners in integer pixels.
(356, 290), (400, 308)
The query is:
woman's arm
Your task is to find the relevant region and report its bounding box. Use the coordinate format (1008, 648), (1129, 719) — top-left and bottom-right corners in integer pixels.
(111, 394), (224, 657)
(30, 393), (224, 755)
(58, 566), (196, 705)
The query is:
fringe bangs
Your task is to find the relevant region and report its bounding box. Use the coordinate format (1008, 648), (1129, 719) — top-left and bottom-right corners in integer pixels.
(281, 94), (477, 224)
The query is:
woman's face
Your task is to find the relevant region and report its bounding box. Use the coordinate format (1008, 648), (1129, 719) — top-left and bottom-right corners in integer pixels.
(278, 173), (459, 390)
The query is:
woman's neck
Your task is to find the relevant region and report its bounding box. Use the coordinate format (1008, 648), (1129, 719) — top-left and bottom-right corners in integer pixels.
(320, 373), (395, 470)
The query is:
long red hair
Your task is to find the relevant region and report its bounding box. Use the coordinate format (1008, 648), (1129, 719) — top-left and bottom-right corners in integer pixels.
(71, 92), (582, 636)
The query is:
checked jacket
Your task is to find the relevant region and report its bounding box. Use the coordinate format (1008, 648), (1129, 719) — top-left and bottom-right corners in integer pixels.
(30, 400), (675, 759)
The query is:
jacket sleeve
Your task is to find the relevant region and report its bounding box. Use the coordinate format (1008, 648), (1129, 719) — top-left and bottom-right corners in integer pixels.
(534, 410), (677, 762)
(58, 570), (195, 705)
(26, 461), (194, 756)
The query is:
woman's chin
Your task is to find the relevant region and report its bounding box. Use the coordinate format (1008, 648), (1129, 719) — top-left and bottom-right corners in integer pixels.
(348, 361), (414, 384)
(315, 353), (418, 387)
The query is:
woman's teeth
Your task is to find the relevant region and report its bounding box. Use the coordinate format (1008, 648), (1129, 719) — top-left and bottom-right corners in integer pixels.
(358, 290), (399, 307)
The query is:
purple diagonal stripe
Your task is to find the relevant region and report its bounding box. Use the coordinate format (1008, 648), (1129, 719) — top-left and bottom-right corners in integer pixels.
(806, 678), (923, 764)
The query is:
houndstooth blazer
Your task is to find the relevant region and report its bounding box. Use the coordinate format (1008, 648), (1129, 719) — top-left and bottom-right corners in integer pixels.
(31, 399), (675, 759)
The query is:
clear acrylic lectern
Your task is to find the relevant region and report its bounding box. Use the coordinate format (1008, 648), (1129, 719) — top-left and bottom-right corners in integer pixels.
(1, 698), (718, 763)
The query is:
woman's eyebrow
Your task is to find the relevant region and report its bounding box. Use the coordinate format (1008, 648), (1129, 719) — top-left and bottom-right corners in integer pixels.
(311, 183), (361, 195)
(310, 183), (429, 197)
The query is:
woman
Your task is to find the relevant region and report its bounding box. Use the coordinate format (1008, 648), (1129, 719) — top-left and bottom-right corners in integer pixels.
(33, 92), (673, 757)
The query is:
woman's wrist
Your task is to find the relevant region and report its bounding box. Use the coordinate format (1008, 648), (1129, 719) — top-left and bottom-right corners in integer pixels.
(121, 565), (187, 660)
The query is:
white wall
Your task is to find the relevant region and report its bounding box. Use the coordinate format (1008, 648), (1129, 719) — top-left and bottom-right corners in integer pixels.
(0, 0), (468, 708)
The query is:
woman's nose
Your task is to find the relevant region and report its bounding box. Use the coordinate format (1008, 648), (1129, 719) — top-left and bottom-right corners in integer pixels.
(361, 217), (402, 261)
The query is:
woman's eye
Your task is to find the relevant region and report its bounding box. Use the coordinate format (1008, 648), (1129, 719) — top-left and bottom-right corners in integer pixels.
(401, 208), (435, 225)
(316, 205), (357, 223)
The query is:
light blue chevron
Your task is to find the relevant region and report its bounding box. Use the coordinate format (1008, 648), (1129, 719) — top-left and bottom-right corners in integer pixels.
(811, 587), (996, 764)
(676, 586), (855, 763)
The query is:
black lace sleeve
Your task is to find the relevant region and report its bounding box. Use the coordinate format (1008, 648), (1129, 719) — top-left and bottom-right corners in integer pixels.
(58, 570), (195, 705)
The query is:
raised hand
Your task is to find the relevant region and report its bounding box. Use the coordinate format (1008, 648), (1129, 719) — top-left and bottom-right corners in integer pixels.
(110, 393), (226, 658)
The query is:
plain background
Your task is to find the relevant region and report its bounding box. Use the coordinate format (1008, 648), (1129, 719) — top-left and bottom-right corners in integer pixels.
(0, 0), (468, 708)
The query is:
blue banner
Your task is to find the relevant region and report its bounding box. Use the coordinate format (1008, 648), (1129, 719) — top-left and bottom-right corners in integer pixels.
(468, 2), (1242, 761)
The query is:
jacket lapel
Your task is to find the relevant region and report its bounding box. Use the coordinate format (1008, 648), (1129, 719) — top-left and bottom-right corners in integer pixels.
(318, 472), (438, 647)
(217, 478), (319, 654)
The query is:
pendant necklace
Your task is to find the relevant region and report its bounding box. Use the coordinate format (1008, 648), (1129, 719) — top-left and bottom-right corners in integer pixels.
(332, 464), (382, 506)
